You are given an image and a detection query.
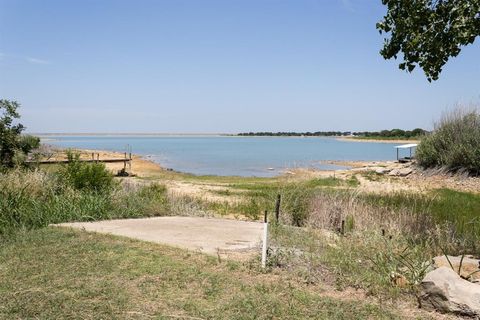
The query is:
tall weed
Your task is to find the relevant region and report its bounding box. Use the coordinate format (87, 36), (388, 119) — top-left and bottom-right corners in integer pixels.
(417, 107), (480, 174)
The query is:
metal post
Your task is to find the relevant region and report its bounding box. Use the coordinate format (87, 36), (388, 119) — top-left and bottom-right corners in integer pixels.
(261, 210), (268, 269)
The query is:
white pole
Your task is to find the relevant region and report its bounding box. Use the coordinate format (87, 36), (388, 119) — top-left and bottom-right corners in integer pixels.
(261, 216), (268, 268)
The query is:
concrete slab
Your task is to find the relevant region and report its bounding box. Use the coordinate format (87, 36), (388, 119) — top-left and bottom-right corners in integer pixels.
(56, 216), (264, 255)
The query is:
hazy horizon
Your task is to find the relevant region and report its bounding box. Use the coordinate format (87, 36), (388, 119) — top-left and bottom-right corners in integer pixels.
(1, 0), (479, 133)
(33, 128), (427, 135)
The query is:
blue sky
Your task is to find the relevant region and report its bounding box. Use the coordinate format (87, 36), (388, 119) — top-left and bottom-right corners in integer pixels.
(1, 0), (479, 133)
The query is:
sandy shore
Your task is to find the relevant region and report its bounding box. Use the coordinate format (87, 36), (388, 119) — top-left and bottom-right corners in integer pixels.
(43, 147), (480, 196)
(336, 137), (420, 144)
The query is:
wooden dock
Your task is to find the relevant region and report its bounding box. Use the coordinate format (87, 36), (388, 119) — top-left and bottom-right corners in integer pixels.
(28, 151), (132, 171)
(32, 158), (131, 164)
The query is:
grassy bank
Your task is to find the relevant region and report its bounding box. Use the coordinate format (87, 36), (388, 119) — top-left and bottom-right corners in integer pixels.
(0, 227), (399, 319)
(1, 158), (479, 319)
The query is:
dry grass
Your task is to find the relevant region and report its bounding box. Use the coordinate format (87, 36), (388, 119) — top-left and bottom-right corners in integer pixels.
(307, 191), (434, 239)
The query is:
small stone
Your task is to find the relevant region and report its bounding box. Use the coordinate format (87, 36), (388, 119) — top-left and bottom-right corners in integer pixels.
(374, 167), (391, 174)
(388, 168), (413, 177)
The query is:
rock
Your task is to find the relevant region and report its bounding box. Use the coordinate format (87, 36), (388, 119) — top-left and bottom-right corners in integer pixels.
(370, 167), (391, 174)
(420, 267), (480, 316)
(388, 167), (413, 177)
(433, 255), (480, 282)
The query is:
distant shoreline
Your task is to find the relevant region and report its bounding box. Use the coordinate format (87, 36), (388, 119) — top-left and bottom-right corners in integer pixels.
(336, 137), (420, 144)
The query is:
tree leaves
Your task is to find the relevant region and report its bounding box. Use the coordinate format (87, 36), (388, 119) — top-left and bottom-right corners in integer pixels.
(0, 99), (31, 168)
(377, 0), (480, 81)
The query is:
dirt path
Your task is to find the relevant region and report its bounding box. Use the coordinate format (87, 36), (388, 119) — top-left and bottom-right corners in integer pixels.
(56, 216), (264, 258)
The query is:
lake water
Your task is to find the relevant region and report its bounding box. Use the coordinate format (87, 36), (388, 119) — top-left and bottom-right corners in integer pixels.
(42, 135), (400, 177)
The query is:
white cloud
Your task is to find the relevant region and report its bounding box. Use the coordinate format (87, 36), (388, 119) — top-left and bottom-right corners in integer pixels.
(26, 57), (51, 65)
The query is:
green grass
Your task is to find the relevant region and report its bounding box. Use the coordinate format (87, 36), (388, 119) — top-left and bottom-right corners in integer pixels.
(0, 228), (400, 319)
(360, 170), (384, 182)
(228, 176), (357, 192)
(205, 178), (357, 222)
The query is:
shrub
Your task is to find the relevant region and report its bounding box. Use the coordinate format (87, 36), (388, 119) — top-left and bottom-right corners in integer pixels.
(58, 151), (116, 193)
(0, 170), (174, 236)
(416, 108), (480, 174)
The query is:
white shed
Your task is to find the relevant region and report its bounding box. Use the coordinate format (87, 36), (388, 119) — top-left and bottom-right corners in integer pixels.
(394, 143), (418, 162)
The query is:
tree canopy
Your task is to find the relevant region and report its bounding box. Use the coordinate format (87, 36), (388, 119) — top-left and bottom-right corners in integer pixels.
(0, 99), (39, 168)
(377, 0), (480, 81)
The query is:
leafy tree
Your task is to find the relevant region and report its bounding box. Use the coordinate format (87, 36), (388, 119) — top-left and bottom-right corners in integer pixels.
(0, 99), (39, 168)
(377, 0), (480, 81)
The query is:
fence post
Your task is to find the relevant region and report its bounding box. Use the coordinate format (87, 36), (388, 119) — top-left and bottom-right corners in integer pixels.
(261, 210), (268, 269)
(275, 194), (281, 223)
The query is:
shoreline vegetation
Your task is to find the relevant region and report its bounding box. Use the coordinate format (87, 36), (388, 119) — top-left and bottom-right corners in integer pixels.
(236, 128), (427, 140)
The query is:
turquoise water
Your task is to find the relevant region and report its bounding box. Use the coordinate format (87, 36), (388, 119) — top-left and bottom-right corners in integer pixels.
(42, 135), (400, 177)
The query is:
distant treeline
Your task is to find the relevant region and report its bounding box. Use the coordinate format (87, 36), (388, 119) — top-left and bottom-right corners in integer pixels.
(237, 128), (428, 138)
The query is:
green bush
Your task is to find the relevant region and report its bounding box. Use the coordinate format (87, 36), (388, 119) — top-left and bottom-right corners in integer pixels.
(0, 169), (172, 236)
(0, 100), (40, 169)
(58, 151), (116, 193)
(416, 108), (480, 174)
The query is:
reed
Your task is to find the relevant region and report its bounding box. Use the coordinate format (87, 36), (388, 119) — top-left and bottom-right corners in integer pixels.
(416, 107), (480, 175)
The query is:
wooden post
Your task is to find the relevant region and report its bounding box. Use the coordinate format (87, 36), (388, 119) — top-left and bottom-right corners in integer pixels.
(261, 210), (268, 268)
(91, 153), (94, 161)
(275, 194), (281, 223)
(341, 220), (345, 236)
